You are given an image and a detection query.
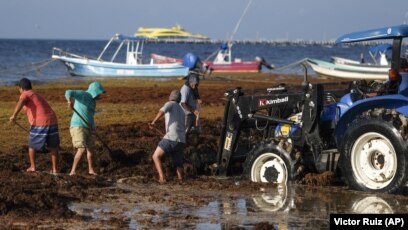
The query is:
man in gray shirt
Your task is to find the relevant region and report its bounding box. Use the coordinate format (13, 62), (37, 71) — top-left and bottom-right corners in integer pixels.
(150, 90), (186, 184)
(180, 75), (200, 134)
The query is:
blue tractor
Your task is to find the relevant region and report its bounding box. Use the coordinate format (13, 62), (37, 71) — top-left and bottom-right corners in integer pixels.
(216, 25), (408, 193)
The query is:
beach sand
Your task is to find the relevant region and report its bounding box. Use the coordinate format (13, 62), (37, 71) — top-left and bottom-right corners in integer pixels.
(0, 73), (351, 228)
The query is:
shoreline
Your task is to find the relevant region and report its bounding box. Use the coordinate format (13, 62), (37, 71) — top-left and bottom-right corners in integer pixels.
(0, 71), (349, 86)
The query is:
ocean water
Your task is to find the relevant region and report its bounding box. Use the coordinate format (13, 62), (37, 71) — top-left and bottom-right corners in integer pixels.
(0, 39), (402, 85)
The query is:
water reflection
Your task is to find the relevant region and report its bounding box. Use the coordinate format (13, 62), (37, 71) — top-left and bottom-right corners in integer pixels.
(68, 203), (112, 220)
(252, 185), (289, 212)
(250, 183), (403, 215)
(67, 181), (408, 229)
(351, 196), (394, 214)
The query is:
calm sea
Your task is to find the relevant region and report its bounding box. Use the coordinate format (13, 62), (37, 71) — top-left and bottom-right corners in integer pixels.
(0, 39), (401, 85)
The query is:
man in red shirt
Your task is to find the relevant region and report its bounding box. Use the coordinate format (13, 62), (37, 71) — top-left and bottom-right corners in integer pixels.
(9, 78), (60, 174)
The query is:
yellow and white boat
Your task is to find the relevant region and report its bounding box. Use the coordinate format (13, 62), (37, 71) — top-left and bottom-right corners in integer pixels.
(134, 24), (210, 40)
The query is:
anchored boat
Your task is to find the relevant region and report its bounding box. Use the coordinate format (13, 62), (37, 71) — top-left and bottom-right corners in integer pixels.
(305, 44), (393, 80)
(52, 34), (190, 78)
(150, 1), (274, 73)
(306, 58), (389, 80)
(152, 42), (273, 73)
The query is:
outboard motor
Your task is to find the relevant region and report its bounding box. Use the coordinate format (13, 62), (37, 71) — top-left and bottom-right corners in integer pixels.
(183, 52), (207, 75)
(256, 56), (275, 70)
(183, 53), (200, 70)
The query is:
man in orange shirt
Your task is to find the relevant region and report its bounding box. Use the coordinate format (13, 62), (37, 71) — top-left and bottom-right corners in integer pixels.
(9, 78), (60, 174)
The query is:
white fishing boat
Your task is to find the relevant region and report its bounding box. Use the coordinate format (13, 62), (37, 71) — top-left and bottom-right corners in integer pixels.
(52, 34), (190, 78)
(306, 58), (389, 80)
(304, 44), (393, 80)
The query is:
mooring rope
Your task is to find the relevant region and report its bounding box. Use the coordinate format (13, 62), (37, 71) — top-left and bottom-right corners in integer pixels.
(0, 58), (57, 76)
(272, 58), (310, 72)
(204, 49), (219, 61)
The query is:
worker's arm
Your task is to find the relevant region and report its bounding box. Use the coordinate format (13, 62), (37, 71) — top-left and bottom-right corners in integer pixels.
(181, 102), (199, 116)
(65, 90), (86, 109)
(66, 97), (75, 109)
(9, 97), (27, 124)
(149, 110), (165, 127)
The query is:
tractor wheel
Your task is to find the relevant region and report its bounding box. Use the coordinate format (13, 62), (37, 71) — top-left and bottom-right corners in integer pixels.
(243, 143), (292, 184)
(340, 110), (408, 193)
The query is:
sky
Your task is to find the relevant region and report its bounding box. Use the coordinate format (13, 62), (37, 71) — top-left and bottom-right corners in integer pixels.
(0, 0), (407, 41)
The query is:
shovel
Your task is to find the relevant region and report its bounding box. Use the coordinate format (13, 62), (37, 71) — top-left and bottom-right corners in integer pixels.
(195, 101), (201, 128)
(15, 121), (29, 133)
(148, 123), (165, 136)
(71, 107), (114, 155)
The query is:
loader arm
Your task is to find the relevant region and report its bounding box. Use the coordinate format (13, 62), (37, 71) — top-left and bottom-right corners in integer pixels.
(216, 87), (305, 175)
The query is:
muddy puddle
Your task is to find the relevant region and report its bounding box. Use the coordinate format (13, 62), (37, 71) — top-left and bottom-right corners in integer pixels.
(65, 177), (408, 229)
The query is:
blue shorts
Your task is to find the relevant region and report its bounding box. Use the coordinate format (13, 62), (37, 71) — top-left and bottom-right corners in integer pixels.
(158, 139), (185, 168)
(29, 125), (60, 151)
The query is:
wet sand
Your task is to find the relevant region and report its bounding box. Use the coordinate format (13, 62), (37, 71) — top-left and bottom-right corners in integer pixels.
(1, 73), (407, 229)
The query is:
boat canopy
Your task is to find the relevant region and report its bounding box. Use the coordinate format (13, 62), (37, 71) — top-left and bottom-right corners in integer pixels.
(115, 34), (146, 41)
(336, 25), (408, 43)
(220, 43), (229, 50)
(369, 44), (392, 53)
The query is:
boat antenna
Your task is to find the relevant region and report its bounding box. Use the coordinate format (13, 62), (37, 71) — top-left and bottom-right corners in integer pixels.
(228, 0), (254, 43)
(404, 10), (408, 24)
(204, 0), (254, 61)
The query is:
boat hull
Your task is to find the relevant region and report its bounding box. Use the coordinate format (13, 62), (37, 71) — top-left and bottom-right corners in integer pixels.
(151, 53), (261, 73)
(52, 56), (189, 77)
(204, 61), (261, 72)
(307, 58), (388, 80)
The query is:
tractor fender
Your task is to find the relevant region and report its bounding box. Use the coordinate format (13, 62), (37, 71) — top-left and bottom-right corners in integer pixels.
(335, 95), (408, 145)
